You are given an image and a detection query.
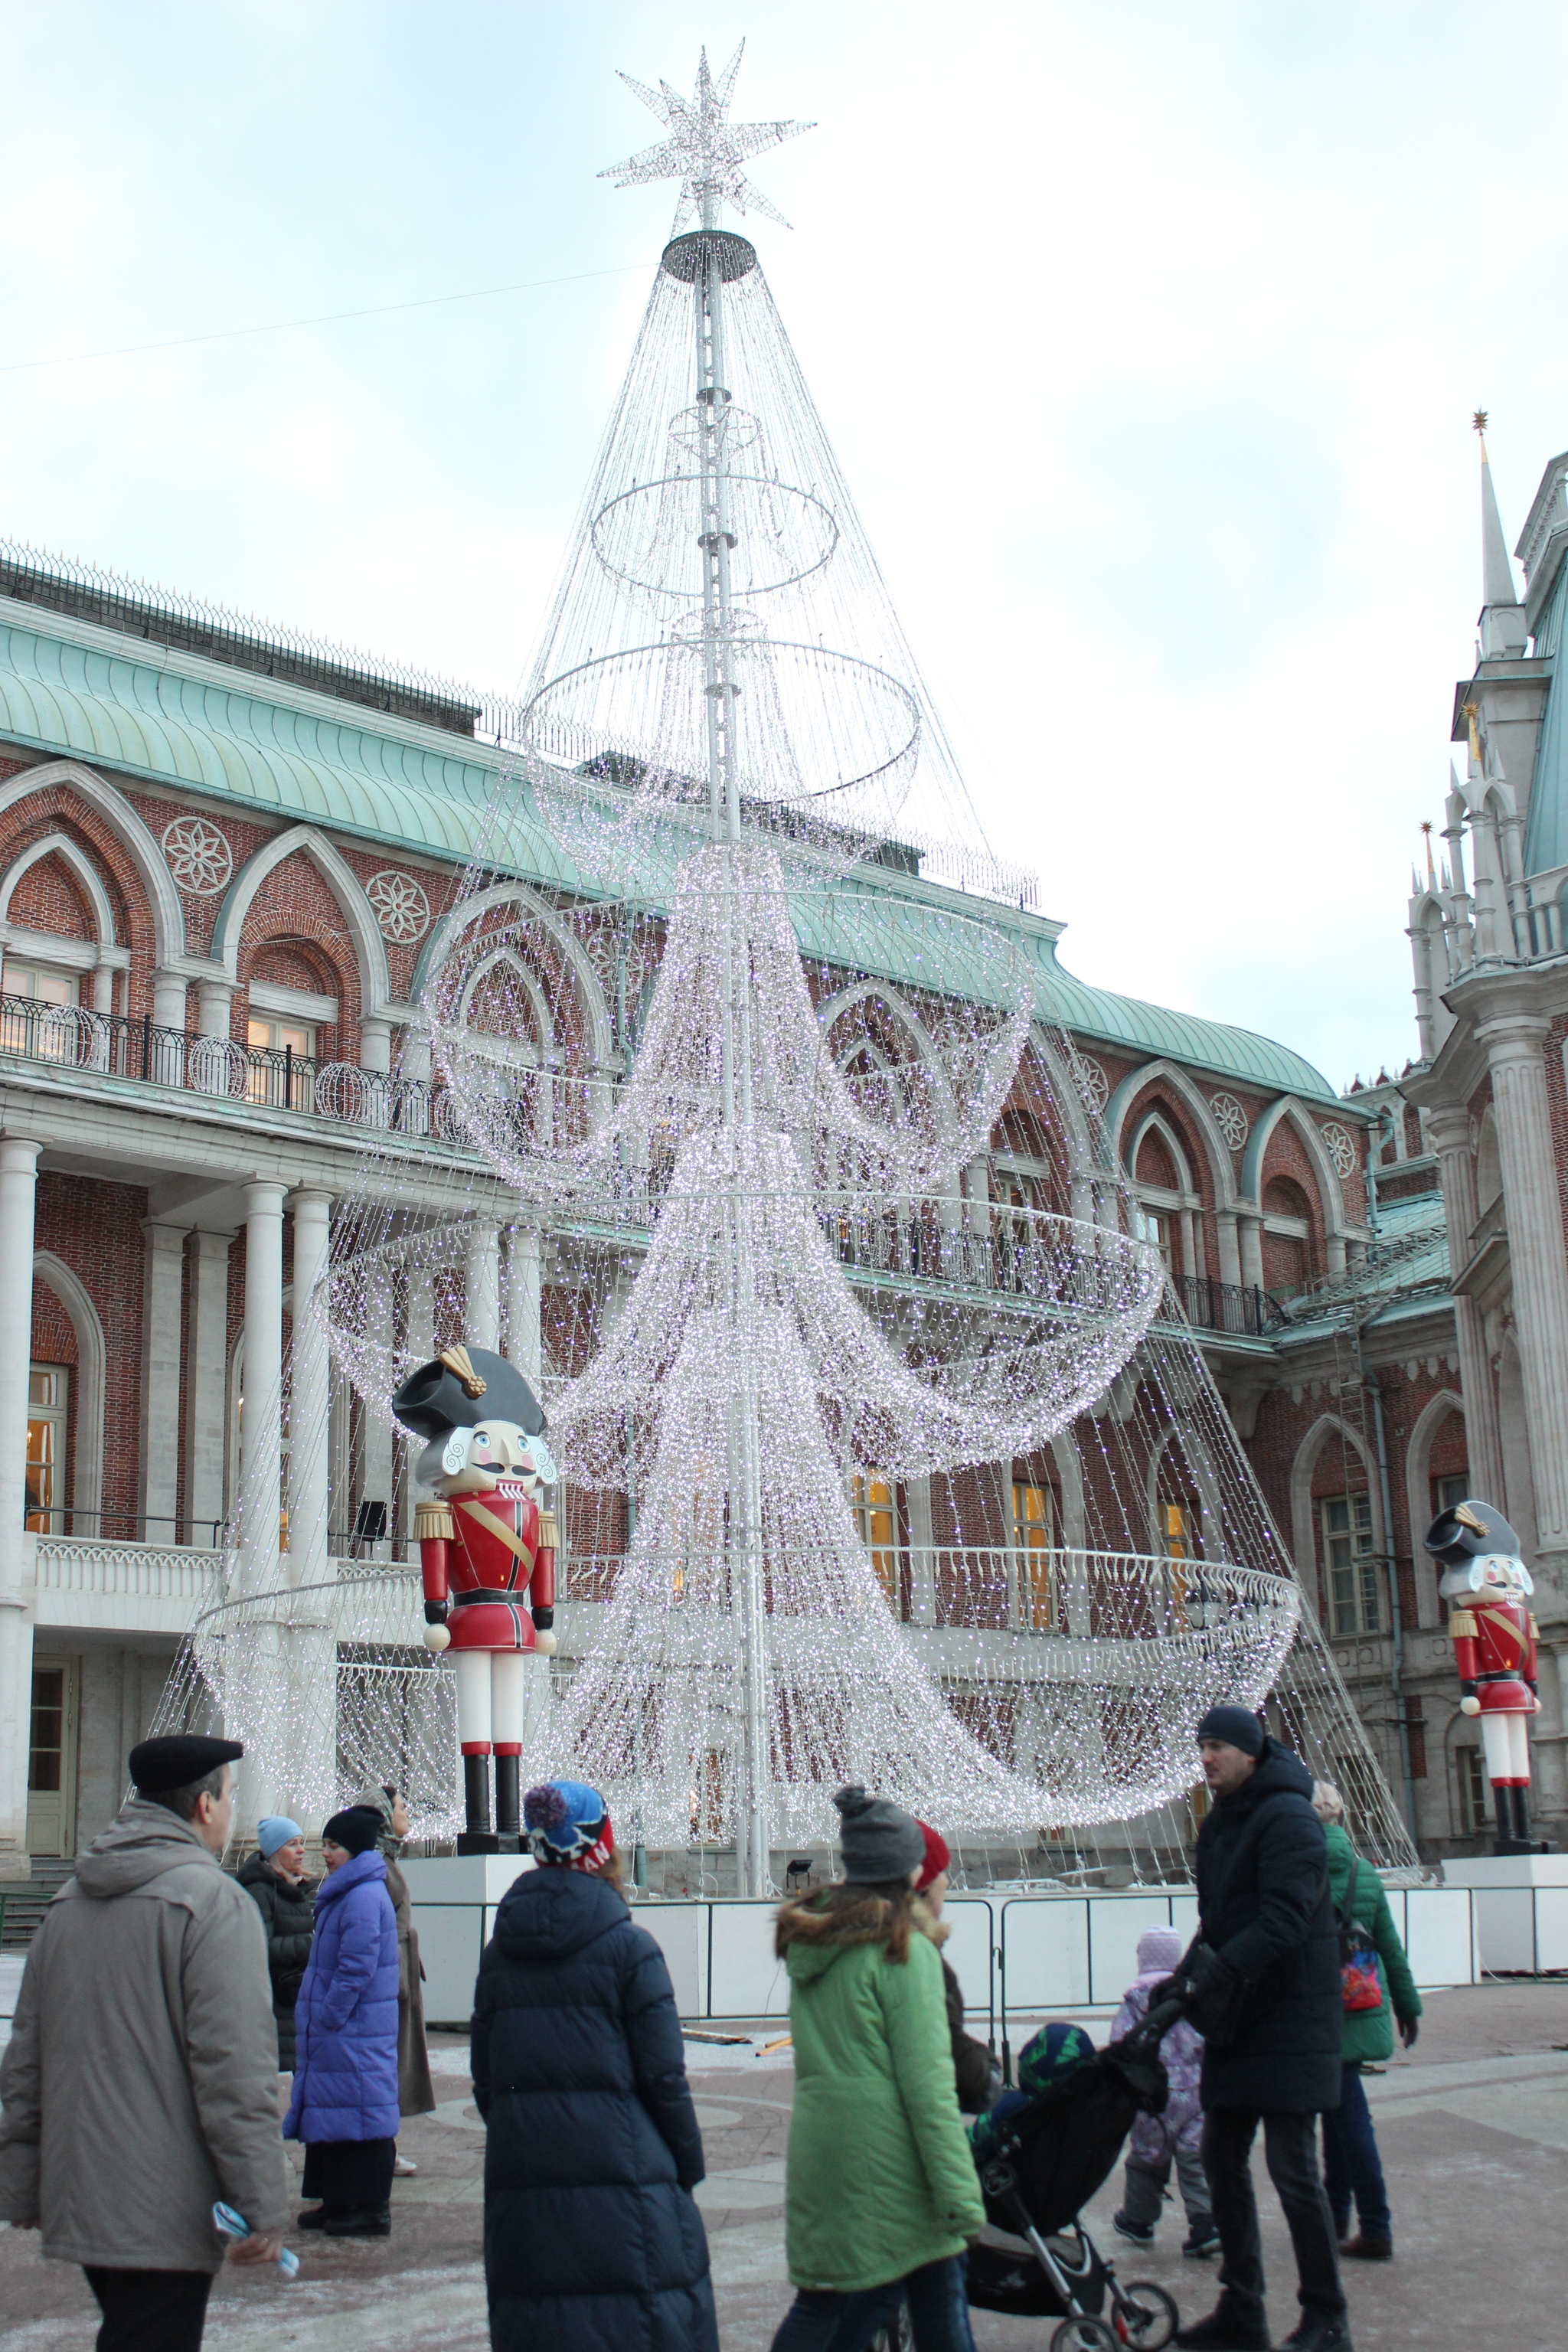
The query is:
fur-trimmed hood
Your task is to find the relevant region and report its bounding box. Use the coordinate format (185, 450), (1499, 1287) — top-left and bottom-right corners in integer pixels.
(774, 1886), (947, 1982)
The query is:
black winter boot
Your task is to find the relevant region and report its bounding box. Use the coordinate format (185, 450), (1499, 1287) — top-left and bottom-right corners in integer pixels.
(1175, 2308), (1272, 2351)
(1274, 2320), (1354, 2352)
(324, 2205), (391, 2239)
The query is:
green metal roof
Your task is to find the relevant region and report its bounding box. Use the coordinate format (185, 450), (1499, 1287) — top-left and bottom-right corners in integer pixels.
(0, 611), (575, 882)
(0, 600), (1339, 1104)
(1023, 933), (1339, 1102)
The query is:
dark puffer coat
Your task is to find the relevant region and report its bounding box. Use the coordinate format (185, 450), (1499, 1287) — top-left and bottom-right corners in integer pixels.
(1194, 1738), (1342, 2114)
(472, 1867), (717, 2352)
(237, 1851), (316, 2071)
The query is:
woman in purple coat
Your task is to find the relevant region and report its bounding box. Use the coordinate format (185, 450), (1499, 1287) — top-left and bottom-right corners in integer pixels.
(284, 1807), (400, 2238)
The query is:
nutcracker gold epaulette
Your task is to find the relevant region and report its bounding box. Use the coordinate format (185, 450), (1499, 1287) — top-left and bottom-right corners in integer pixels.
(539, 1511), (558, 1547)
(414, 1500), (456, 1541)
(1447, 1609), (1478, 1639)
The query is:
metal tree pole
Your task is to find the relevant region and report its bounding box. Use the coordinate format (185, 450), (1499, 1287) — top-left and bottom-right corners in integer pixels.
(685, 167), (772, 1895)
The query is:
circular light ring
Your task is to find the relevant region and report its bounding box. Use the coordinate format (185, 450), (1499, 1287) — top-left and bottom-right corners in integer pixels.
(521, 637), (923, 815)
(660, 229), (759, 283)
(590, 472), (841, 601)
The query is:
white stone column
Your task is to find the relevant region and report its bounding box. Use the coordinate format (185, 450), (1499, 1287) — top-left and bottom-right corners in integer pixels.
(0, 1138), (41, 1876)
(238, 1181), (286, 1596)
(962, 1157), (990, 1237)
(361, 1278), (394, 1553)
(904, 1474), (936, 1625)
(505, 1225), (542, 1384)
(1479, 1014), (1568, 1560)
(152, 969), (190, 1030)
(1215, 1210), (1243, 1289)
(196, 980), (234, 1040)
(397, 1259), (436, 1546)
(288, 1191), (332, 1588)
(184, 1232), (232, 1544)
(136, 1223), (186, 1545)
(358, 1017), (391, 1076)
(1426, 1106), (1506, 1507)
(328, 1366), (352, 1545)
(1236, 1212), (1265, 1292)
(464, 1222), (501, 1351)
(398, 1023), (433, 1086)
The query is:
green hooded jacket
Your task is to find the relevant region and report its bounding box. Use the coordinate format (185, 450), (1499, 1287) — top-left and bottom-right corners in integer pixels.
(1324, 1820), (1423, 2065)
(779, 1893), (986, 2292)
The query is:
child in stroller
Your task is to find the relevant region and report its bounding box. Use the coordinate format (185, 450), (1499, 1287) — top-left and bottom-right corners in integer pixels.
(957, 2008), (1186, 2351)
(1110, 1926), (1218, 2260)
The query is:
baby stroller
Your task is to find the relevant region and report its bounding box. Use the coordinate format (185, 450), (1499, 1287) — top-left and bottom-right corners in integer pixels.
(959, 1998), (1187, 2351)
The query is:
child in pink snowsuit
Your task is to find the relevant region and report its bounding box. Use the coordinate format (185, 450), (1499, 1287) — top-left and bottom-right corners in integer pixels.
(1110, 1925), (1218, 2259)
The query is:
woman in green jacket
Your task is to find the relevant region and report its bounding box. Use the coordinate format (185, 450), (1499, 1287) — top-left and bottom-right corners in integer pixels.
(769, 1786), (986, 2352)
(1312, 1782), (1423, 2262)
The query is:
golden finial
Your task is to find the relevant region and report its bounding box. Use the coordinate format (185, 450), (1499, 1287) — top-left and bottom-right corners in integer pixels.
(1462, 699), (1481, 766)
(1474, 408), (1490, 461)
(1419, 820), (1437, 888)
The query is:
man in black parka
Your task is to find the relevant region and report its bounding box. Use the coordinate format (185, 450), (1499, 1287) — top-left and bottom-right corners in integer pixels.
(1174, 1707), (1351, 2352)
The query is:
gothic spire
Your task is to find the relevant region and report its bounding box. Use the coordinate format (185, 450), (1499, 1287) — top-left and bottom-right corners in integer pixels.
(1475, 411), (1527, 655)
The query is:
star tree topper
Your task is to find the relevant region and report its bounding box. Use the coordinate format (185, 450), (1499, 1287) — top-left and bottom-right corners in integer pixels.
(599, 41), (815, 234)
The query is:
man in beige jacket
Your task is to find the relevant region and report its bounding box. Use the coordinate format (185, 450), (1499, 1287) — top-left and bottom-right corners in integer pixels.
(0, 1735), (292, 2351)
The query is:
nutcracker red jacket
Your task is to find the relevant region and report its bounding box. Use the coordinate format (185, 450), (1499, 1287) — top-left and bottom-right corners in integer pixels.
(1449, 1592), (1538, 1709)
(416, 1481), (554, 1651)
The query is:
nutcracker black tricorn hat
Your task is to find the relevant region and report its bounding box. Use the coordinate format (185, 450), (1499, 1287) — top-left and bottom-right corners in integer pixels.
(391, 1344), (545, 1442)
(1424, 1495), (1520, 1567)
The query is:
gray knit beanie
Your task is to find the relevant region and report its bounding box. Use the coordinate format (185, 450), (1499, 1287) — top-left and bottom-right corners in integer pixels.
(833, 1784), (926, 1885)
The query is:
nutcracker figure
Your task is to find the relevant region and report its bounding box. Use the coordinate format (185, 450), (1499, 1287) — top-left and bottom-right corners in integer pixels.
(1425, 1496), (1542, 1853)
(390, 1343), (557, 1853)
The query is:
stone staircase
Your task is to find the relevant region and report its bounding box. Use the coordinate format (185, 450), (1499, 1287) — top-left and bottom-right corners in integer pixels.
(0, 1857), (76, 1949)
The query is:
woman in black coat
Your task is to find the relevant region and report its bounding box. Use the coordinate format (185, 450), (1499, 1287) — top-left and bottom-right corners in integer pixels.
(238, 1815), (317, 2071)
(472, 1779), (718, 2352)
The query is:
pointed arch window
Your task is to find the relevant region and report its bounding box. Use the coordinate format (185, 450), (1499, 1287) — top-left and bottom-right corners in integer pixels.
(1321, 1494), (1379, 1635)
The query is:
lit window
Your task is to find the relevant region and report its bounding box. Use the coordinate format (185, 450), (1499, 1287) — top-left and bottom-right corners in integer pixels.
(4, 962), (77, 1007)
(851, 1474), (900, 1612)
(246, 1017), (315, 1109)
(1158, 1500), (1196, 1560)
(1322, 1494), (1380, 1635)
(1012, 1481), (1058, 1628)
(2, 964), (80, 1063)
(26, 1364), (69, 1534)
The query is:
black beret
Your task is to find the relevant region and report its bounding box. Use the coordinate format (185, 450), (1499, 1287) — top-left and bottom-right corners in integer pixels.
(322, 1807), (384, 1856)
(391, 1345), (544, 1442)
(129, 1735), (243, 1793)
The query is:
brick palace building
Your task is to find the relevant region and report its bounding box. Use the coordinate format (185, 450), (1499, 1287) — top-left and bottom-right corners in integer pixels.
(5, 436), (1558, 1879)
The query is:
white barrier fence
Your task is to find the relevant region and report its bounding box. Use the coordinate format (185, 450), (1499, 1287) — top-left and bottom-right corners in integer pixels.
(401, 1860), (1480, 2034)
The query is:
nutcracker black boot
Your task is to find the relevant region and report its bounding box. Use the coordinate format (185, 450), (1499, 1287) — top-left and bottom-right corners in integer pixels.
(456, 1751), (496, 1852)
(495, 1753), (521, 1843)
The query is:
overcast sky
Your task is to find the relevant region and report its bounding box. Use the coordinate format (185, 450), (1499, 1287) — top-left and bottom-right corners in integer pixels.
(2, 2), (1564, 1090)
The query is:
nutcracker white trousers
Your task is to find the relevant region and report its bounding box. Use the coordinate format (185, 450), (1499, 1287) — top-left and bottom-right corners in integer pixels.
(1481, 1710), (1530, 1786)
(456, 1649), (528, 1753)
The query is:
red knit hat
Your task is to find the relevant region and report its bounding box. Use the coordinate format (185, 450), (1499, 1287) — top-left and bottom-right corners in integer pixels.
(916, 1821), (950, 1890)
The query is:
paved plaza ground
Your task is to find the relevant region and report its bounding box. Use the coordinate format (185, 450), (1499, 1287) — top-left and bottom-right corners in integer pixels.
(2, 1980), (1565, 2349)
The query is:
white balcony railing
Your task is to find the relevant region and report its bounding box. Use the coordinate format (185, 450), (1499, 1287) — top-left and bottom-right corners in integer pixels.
(35, 1537), (227, 1602)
